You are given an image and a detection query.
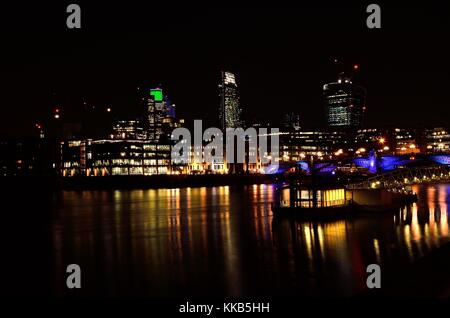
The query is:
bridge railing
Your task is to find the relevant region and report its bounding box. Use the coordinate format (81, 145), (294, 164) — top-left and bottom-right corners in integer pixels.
(346, 165), (450, 190)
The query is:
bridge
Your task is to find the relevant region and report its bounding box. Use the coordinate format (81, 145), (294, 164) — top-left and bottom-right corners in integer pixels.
(347, 165), (450, 190)
(273, 152), (450, 191)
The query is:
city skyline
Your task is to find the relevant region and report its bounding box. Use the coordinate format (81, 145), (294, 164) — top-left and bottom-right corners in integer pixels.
(1, 3), (450, 137)
(3, 2), (450, 308)
(2, 61), (449, 139)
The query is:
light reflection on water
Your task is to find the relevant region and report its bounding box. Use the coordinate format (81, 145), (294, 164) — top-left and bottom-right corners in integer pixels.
(52, 183), (450, 297)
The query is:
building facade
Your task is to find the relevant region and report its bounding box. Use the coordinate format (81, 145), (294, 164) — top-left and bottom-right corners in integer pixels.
(324, 76), (366, 129)
(218, 71), (243, 130)
(112, 119), (146, 140)
(61, 139), (171, 177)
(280, 130), (349, 160)
(423, 127), (450, 154)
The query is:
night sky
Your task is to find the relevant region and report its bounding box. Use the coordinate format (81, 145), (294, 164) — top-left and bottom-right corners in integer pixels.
(0, 2), (449, 137)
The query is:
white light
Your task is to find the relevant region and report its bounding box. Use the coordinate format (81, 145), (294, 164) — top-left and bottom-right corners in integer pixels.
(223, 72), (236, 85)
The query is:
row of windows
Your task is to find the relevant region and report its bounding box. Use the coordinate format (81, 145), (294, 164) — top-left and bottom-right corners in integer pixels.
(90, 159), (171, 166)
(111, 167), (168, 176)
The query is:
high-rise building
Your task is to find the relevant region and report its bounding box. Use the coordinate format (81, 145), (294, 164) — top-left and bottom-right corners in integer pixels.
(219, 71), (243, 130)
(146, 88), (181, 142)
(147, 88), (166, 141)
(323, 74), (366, 129)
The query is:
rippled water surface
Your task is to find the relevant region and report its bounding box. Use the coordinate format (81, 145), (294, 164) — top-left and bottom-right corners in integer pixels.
(51, 184), (450, 297)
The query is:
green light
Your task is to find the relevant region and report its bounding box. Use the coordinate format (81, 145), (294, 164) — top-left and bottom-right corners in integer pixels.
(150, 89), (163, 102)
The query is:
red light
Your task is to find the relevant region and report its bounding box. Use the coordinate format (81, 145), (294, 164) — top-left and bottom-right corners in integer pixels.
(353, 64), (359, 70)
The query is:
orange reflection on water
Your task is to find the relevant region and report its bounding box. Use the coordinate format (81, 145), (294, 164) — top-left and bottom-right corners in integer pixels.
(398, 185), (450, 261)
(53, 183), (450, 297)
(438, 185), (448, 236)
(297, 221), (350, 267)
(251, 184), (274, 244)
(411, 204), (421, 241)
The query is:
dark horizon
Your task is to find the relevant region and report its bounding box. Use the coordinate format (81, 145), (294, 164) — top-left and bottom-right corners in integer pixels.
(1, 2), (449, 137)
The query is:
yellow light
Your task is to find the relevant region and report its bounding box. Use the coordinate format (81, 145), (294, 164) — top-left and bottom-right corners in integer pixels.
(409, 144), (416, 149)
(379, 138), (385, 144)
(334, 149), (343, 156)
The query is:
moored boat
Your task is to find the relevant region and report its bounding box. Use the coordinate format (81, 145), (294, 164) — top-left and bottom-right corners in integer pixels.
(272, 182), (418, 220)
(272, 183), (354, 220)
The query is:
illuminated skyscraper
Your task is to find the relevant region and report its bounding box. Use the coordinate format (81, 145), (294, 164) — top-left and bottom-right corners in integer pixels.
(323, 73), (366, 129)
(147, 88), (165, 141)
(219, 71), (243, 129)
(146, 88), (181, 142)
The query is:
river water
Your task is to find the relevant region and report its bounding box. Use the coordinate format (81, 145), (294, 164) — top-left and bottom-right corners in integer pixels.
(50, 183), (450, 297)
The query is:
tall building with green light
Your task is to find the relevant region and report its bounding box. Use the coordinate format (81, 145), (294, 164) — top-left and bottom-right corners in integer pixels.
(219, 71), (243, 130)
(147, 88), (180, 142)
(147, 88), (167, 141)
(150, 89), (163, 102)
